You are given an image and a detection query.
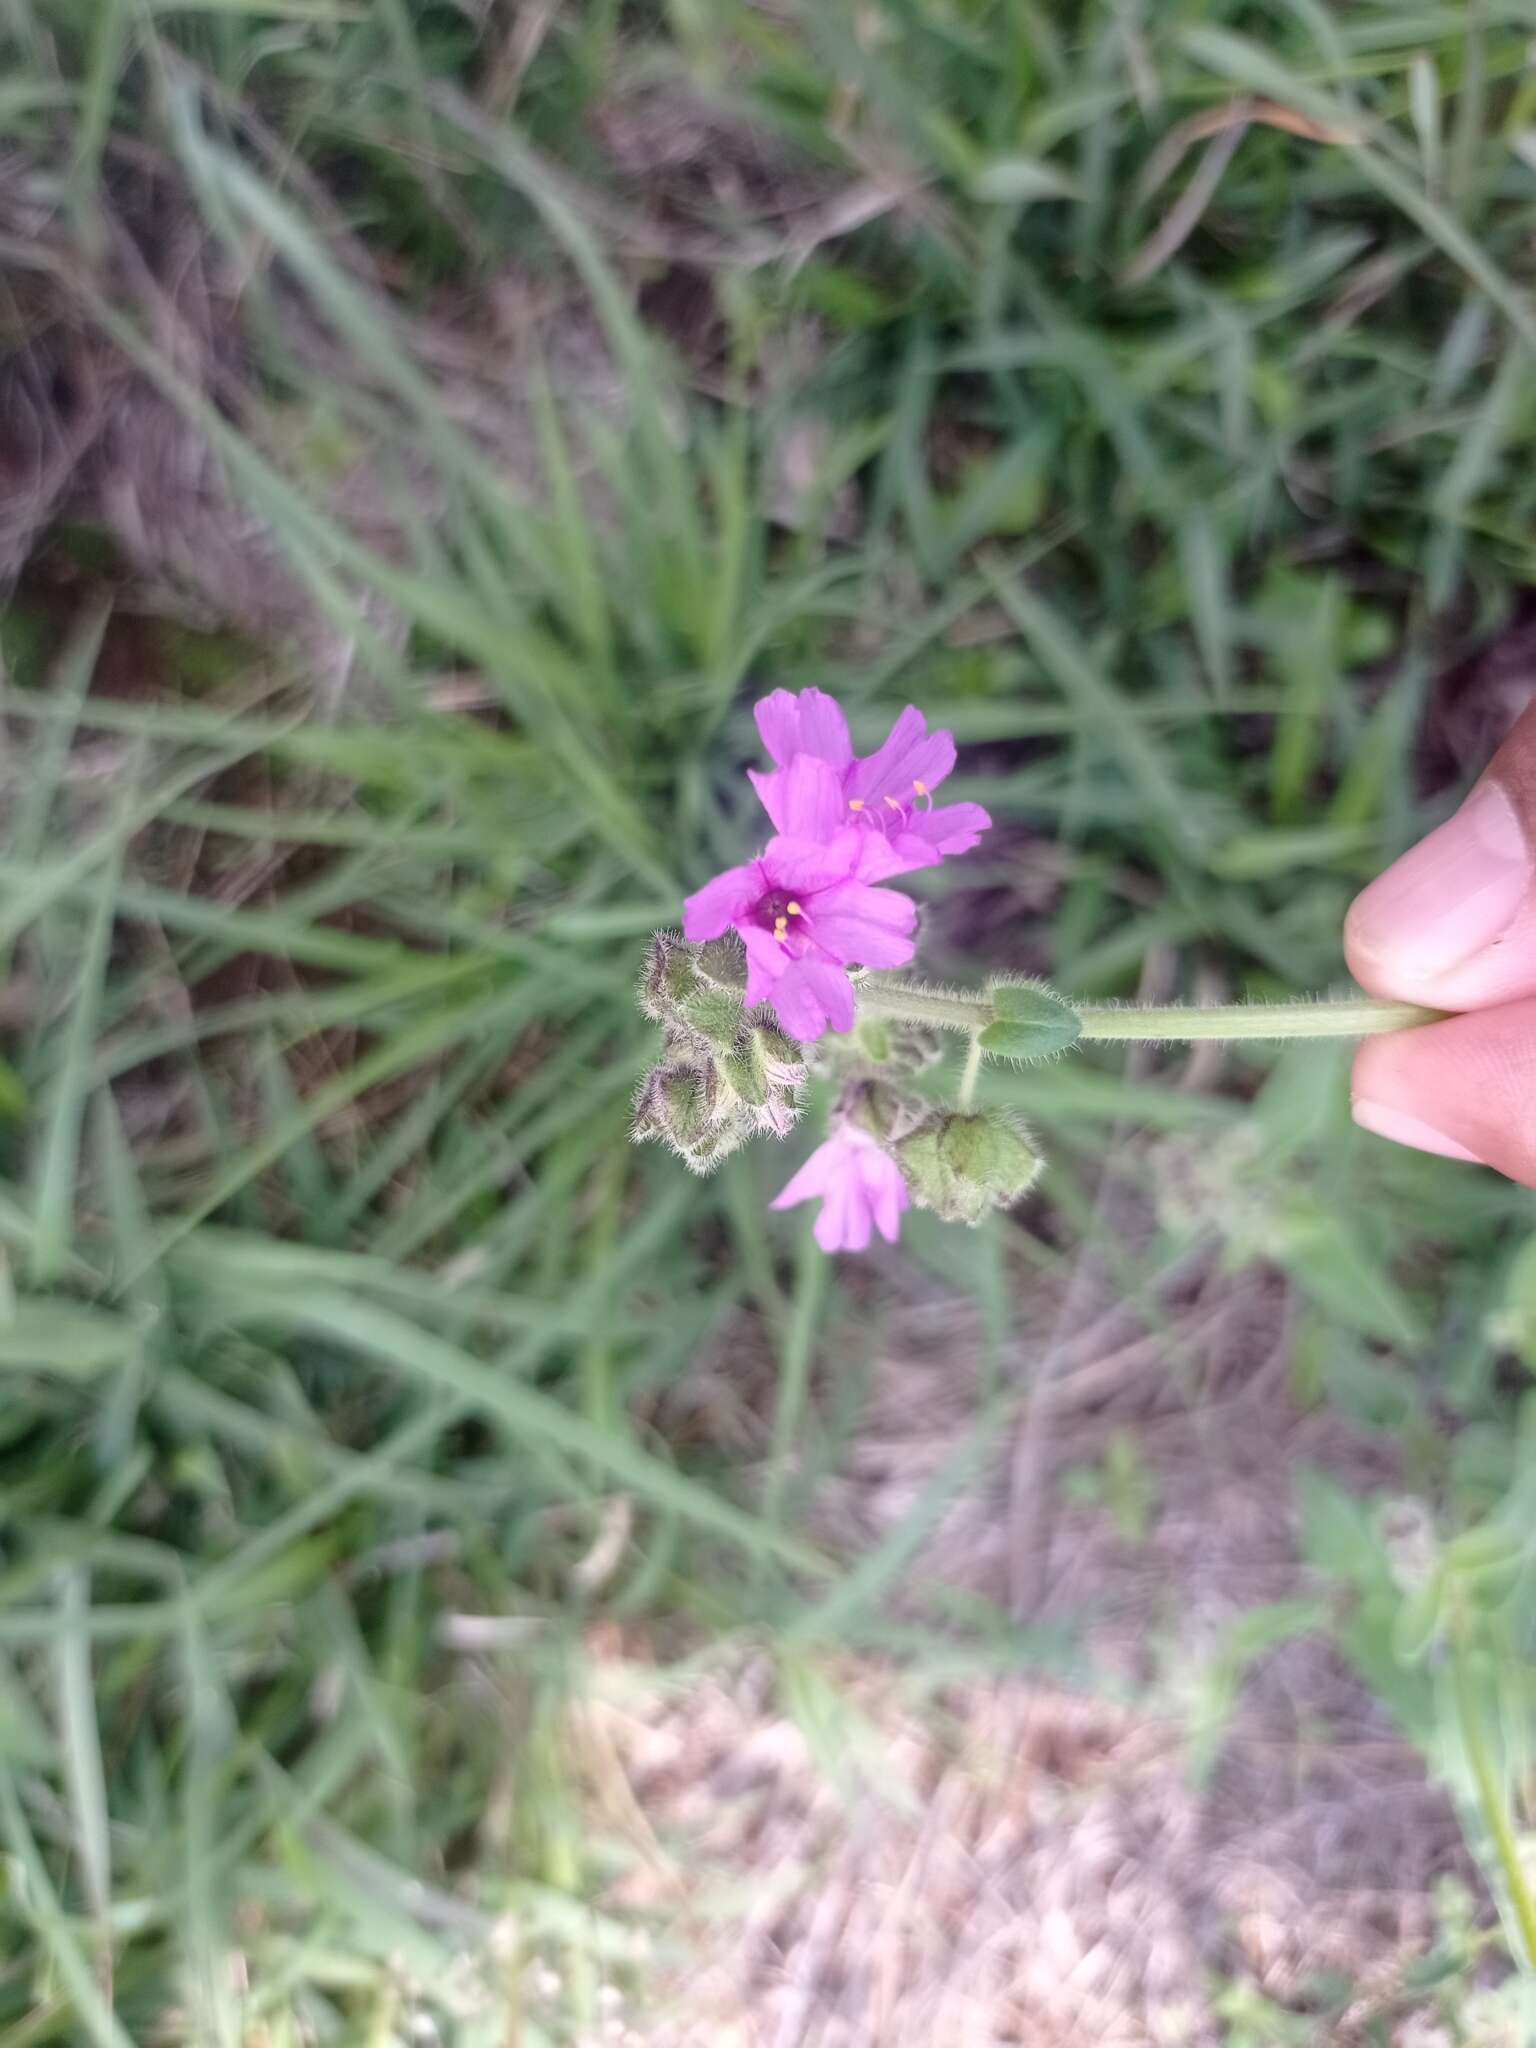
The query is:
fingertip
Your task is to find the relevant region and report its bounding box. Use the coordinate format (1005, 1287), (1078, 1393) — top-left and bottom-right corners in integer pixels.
(1345, 782), (1532, 1007)
(1350, 1004), (1536, 1185)
(1350, 1095), (1484, 1164)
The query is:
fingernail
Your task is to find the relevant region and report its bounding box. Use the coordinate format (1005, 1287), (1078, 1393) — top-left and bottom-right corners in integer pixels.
(1352, 1098), (1484, 1165)
(1347, 780), (1530, 981)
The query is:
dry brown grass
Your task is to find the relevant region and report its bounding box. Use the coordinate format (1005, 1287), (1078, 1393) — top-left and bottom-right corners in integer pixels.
(597, 1167), (1484, 2047)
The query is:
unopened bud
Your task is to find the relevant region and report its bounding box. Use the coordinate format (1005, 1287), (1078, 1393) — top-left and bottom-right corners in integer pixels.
(638, 931), (700, 1022)
(751, 1019), (807, 1089)
(885, 1023), (944, 1073)
(632, 1062), (717, 1149)
(845, 1080), (921, 1144)
(855, 1017), (892, 1064)
(716, 1042), (768, 1107)
(680, 986), (752, 1059)
(693, 934), (748, 994)
(727, 1020), (808, 1130)
(896, 1110), (1042, 1225)
(853, 1017), (943, 1073)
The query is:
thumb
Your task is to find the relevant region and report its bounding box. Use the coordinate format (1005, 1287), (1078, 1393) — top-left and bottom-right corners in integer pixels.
(1345, 697), (1536, 1009)
(1352, 1001), (1536, 1184)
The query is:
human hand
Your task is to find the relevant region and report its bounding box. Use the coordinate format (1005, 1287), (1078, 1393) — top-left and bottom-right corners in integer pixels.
(1346, 700), (1536, 1182)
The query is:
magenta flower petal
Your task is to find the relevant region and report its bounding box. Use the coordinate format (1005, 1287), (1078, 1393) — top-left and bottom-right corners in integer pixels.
(768, 957), (855, 1040)
(746, 697), (986, 878)
(772, 1126), (908, 1253)
(810, 881), (917, 968)
(768, 971), (826, 1040)
(746, 767), (788, 833)
(825, 1175), (870, 1252)
(778, 755), (846, 842)
(754, 687), (852, 770)
(847, 833), (937, 882)
(871, 1159), (908, 1243)
(740, 923), (788, 1007)
(845, 707), (957, 806)
(894, 801), (992, 863)
(761, 831), (864, 897)
(751, 756), (857, 842)
(797, 958), (856, 1032)
(681, 809), (919, 1048)
(771, 1143), (837, 1209)
(682, 861), (762, 941)
(754, 690), (801, 766)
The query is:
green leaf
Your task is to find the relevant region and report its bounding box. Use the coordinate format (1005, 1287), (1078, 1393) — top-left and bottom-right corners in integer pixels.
(0, 1302), (142, 1378)
(1296, 1467), (1382, 1584)
(980, 980), (1081, 1060)
(1273, 1203), (1422, 1348)
(971, 157), (1079, 204)
(0, 1056), (27, 1120)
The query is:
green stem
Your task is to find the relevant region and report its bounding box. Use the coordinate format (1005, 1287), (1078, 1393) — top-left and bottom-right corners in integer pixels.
(1452, 1641), (1536, 1969)
(856, 981), (984, 1033)
(1074, 998), (1439, 1041)
(958, 1032), (983, 1109)
(855, 979), (1440, 1043)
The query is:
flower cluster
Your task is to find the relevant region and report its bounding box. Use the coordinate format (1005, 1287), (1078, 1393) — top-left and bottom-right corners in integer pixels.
(637, 688), (1041, 1253)
(682, 689), (989, 1043)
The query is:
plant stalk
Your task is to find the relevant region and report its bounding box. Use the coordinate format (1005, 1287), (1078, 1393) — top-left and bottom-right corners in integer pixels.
(855, 979), (1440, 1043)
(958, 1032), (984, 1109)
(1452, 1642), (1536, 1969)
(1073, 998), (1439, 1041)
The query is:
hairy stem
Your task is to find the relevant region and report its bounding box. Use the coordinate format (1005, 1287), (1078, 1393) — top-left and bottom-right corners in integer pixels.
(958, 1032), (984, 1109)
(855, 981), (988, 1032)
(855, 979), (1440, 1043)
(1073, 998), (1440, 1041)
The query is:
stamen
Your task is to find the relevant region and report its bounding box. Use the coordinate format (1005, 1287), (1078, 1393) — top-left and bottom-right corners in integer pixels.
(772, 915), (788, 940)
(913, 779), (928, 796)
(785, 901), (802, 916)
(884, 795), (902, 810)
(848, 798), (865, 812)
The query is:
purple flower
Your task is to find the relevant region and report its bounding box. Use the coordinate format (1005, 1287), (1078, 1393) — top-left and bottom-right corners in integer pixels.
(682, 759), (918, 1042)
(749, 687), (990, 873)
(771, 1124), (909, 1253)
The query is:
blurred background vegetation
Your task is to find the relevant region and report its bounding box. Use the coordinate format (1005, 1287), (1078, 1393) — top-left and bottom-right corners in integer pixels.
(4, 2), (1536, 2041)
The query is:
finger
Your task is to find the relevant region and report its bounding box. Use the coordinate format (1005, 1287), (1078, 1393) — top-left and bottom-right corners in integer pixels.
(1344, 697), (1536, 1009)
(1351, 998), (1536, 1183)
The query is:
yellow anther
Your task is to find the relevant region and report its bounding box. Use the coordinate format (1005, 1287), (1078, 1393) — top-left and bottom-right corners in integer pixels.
(848, 797), (865, 812)
(884, 795), (902, 810)
(913, 779), (928, 796)
(773, 916), (788, 940)
(785, 901), (802, 916)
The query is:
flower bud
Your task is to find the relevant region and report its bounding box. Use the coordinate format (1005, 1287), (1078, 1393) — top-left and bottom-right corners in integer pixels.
(740, 1021), (808, 1137)
(635, 934), (805, 1162)
(845, 1080), (922, 1145)
(638, 931), (701, 1023)
(632, 1061), (716, 1148)
(676, 987), (805, 1122)
(693, 933), (749, 995)
(752, 1019), (807, 1090)
(895, 1110), (1042, 1225)
(632, 1060), (752, 1173)
(680, 985), (753, 1059)
(853, 1016), (943, 1073)
(854, 1017), (892, 1065)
